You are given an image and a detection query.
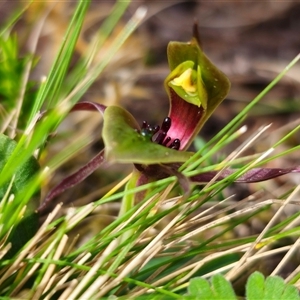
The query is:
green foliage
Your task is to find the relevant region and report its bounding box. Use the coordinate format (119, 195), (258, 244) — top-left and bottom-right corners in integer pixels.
(0, 133), (40, 256)
(0, 0), (92, 204)
(246, 272), (300, 300)
(27, 0), (91, 128)
(0, 34), (38, 131)
(187, 272), (300, 300)
(5, 212), (39, 258)
(188, 274), (237, 300)
(0, 35), (26, 104)
(0, 133), (39, 208)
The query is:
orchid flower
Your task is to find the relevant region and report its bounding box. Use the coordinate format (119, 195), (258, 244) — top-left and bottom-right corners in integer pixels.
(39, 25), (300, 214)
(102, 24), (230, 166)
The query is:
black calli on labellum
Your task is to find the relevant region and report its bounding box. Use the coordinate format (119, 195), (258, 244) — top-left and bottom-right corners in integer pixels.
(140, 117), (181, 150)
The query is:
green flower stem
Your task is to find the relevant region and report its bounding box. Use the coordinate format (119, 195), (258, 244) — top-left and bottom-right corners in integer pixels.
(118, 170), (140, 244)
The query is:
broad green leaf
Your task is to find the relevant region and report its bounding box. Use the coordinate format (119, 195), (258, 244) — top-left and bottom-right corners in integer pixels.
(5, 212), (39, 258)
(281, 285), (300, 299)
(188, 273), (299, 300)
(211, 274), (237, 299)
(0, 133), (40, 257)
(246, 271), (265, 300)
(102, 106), (193, 164)
(246, 272), (300, 300)
(0, 134), (40, 205)
(264, 276), (286, 299)
(189, 277), (215, 299)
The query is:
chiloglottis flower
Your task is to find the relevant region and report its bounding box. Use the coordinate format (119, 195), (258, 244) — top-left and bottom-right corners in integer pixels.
(38, 25), (300, 214)
(100, 24), (230, 182)
(102, 24), (230, 170)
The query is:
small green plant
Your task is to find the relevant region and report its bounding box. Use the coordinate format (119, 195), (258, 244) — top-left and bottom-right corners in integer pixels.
(187, 272), (300, 300)
(188, 274), (237, 299)
(246, 272), (300, 300)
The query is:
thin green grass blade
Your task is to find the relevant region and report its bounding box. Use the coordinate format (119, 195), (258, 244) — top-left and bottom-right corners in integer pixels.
(28, 0), (90, 123)
(0, 1), (34, 37)
(62, 1), (131, 98)
(205, 53), (300, 148)
(60, 6), (147, 108)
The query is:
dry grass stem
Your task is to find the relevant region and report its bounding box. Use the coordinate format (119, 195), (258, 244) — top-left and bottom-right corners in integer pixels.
(202, 245), (292, 281)
(0, 204), (62, 287)
(58, 279), (78, 300)
(68, 239), (118, 299)
(65, 203), (95, 231)
(271, 237), (300, 276)
(0, 109), (16, 133)
(171, 200), (274, 245)
(46, 252), (92, 299)
(227, 183), (300, 280)
(43, 235), (69, 294)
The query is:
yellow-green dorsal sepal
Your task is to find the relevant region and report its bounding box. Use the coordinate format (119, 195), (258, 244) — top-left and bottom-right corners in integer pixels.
(165, 34), (230, 126)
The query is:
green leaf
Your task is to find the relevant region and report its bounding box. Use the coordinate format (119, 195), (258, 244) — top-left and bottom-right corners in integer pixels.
(211, 274), (237, 299)
(188, 275), (237, 300)
(0, 35), (28, 107)
(246, 271), (265, 300)
(246, 272), (300, 300)
(188, 273), (300, 300)
(5, 212), (39, 258)
(189, 277), (216, 299)
(102, 106), (193, 164)
(0, 134), (40, 205)
(0, 133), (40, 257)
(264, 276), (286, 299)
